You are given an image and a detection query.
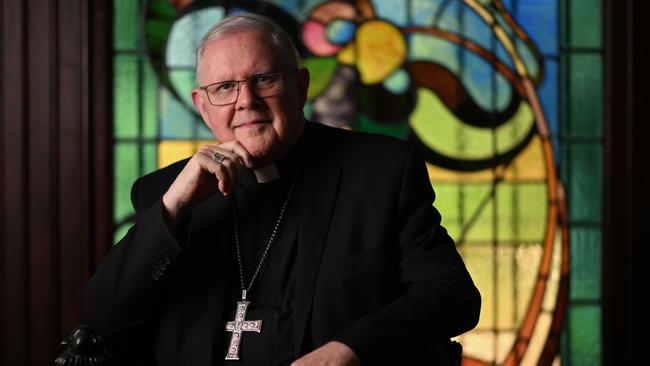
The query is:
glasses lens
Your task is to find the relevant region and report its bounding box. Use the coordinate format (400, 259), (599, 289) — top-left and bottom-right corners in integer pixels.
(250, 73), (283, 98)
(204, 71), (289, 106)
(207, 82), (238, 106)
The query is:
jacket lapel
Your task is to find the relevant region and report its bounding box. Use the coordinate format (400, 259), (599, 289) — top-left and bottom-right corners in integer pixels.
(293, 125), (341, 354)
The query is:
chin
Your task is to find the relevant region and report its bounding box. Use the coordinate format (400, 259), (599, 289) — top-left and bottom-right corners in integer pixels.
(243, 140), (277, 165)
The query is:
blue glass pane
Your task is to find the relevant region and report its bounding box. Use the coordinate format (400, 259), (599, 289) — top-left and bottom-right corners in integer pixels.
(463, 5), (494, 51)
(517, 0), (559, 55)
(410, 0), (446, 26)
(373, 0), (408, 26)
(159, 88), (198, 139)
(538, 58), (560, 159)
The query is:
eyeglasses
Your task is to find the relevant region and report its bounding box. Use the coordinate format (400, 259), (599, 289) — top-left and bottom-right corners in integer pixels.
(199, 69), (298, 106)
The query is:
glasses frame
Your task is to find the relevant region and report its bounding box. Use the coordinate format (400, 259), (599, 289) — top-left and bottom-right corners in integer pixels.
(198, 69), (299, 106)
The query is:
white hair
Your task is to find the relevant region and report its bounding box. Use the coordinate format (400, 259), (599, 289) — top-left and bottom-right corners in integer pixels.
(195, 12), (301, 81)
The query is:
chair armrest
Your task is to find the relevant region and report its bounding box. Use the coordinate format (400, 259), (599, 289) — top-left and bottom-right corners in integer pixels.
(55, 325), (115, 366)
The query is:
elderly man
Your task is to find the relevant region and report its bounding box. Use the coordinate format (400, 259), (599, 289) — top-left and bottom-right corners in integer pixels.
(84, 12), (480, 366)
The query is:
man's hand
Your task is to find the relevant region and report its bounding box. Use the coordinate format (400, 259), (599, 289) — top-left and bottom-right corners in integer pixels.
(291, 341), (361, 366)
(162, 140), (253, 231)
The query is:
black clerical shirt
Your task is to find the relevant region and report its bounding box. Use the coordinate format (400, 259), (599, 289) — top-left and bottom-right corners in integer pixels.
(221, 144), (304, 366)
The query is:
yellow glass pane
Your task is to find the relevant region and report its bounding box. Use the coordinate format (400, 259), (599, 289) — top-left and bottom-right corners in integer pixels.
(158, 139), (215, 168)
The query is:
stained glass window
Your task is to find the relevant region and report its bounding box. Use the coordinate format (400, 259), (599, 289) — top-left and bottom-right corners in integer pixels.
(112, 1), (603, 364)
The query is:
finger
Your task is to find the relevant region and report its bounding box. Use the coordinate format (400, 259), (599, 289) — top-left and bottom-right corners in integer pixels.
(195, 152), (232, 194)
(199, 144), (241, 166)
(212, 153), (243, 195)
(218, 140), (254, 168)
(197, 145), (246, 195)
(218, 156), (239, 195)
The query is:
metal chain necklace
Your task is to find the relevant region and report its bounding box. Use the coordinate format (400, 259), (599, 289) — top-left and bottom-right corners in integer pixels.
(224, 172), (300, 361)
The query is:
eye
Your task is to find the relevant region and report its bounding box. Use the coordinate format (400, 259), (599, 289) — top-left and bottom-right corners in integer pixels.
(253, 74), (279, 87)
(214, 82), (237, 93)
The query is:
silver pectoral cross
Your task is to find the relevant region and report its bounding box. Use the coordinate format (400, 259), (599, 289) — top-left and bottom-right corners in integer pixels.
(225, 291), (262, 360)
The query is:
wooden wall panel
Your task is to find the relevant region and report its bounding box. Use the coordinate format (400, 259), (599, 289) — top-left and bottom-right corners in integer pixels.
(603, 0), (649, 364)
(57, 0), (85, 346)
(0, 0), (112, 364)
(2, 1), (29, 364)
(27, 0), (58, 361)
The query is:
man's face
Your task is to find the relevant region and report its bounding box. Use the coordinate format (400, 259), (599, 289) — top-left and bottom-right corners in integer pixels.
(192, 29), (309, 167)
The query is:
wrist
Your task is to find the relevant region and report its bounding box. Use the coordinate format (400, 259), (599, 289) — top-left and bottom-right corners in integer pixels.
(162, 192), (188, 233)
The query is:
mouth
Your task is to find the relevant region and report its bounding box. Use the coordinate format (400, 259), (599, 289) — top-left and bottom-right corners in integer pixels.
(234, 120), (269, 129)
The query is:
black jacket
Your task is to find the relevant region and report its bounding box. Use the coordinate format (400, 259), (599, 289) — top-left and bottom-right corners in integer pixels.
(84, 122), (481, 365)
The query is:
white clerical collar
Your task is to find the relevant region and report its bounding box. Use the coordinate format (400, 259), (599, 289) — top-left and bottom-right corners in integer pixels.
(253, 164), (280, 183)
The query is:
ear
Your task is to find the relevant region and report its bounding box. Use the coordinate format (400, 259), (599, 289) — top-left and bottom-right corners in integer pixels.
(192, 88), (211, 127)
(296, 67), (310, 109)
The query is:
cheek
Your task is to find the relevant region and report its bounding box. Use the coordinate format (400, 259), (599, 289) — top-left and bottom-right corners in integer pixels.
(206, 112), (235, 141)
(273, 98), (301, 131)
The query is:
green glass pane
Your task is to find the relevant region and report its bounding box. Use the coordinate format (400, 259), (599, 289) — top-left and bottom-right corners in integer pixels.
(114, 0), (139, 50)
(409, 33), (460, 73)
(113, 143), (139, 224)
(569, 54), (602, 138)
(568, 143), (602, 222)
(568, 305), (602, 366)
(195, 117), (214, 140)
(169, 69), (196, 108)
(302, 57), (338, 100)
(142, 142), (158, 176)
(496, 183), (547, 242)
(569, 226), (602, 301)
(460, 184), (494, 244)
(570, 0), (602, 48)
(143, 59), (158, 139)
(159, 88), (196, 139)
(114, 55), (140, 139)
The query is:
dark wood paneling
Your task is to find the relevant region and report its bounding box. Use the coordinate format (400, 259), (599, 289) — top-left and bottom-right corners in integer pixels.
(27, 0), (58, 361)
(603, 0), (649, 365)
(88, 0), (113, 277)
(57, 0), (84, 341)
(0, 0), (112, 364)
(2, 0), (29, 364)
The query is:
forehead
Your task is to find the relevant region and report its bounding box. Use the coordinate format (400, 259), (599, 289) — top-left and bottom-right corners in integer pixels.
(197, 30), (285, 80)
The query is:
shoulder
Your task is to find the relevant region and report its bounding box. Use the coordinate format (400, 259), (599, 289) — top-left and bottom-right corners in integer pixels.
(305, 122), (413, 161)
(131, 158), (190, 211)
(305, 122), (417, 175)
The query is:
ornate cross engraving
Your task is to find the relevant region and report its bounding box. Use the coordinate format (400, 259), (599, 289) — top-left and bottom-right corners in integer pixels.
(224, 300), (262, 360)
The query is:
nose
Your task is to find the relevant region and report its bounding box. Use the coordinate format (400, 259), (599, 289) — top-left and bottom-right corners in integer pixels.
(234, 80), (258, 109)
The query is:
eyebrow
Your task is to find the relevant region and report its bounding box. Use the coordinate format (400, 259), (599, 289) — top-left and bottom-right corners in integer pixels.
(211, 70), (277, 84)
